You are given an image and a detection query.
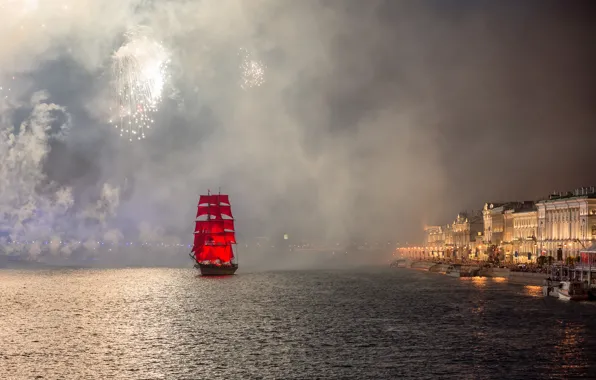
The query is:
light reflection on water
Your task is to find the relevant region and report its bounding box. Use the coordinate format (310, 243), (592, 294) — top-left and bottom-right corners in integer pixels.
(557, 323), (588, 371)
(459, 276), (488, 288)
(523, 285), (543, 298)
(1, 268), (596, 379)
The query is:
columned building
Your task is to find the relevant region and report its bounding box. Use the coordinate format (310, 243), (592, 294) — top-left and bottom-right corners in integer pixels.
(451, 211), (482, 259)
(423, 225), (444, 258)
(502, 209), (515, 260)
(443, 224), (454, 249)
(536, 187), (596, 261)
(511, 206), (538, 263)
(484, 201), (535, 261)
(483, 203), (507, 246)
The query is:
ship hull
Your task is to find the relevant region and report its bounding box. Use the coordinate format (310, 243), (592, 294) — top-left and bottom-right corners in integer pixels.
(196, 263), (238, 276)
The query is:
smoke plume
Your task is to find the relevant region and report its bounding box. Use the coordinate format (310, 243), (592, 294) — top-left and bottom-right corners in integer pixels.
(0, 0), (595, 265)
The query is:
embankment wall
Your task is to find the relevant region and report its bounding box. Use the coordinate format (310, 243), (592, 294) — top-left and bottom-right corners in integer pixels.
(402, 263), (546, 285)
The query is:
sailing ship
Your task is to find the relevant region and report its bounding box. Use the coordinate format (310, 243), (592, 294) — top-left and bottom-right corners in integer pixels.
(189, 191), (238, 276)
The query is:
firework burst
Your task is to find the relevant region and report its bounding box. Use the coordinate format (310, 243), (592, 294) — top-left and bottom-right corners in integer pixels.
(239, 48), (266, 90)
(109, 28), (170, 142)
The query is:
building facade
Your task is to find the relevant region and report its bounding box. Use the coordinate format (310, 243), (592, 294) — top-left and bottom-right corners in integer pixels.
(452, 211), (483, 258)
(423, 225), (443, 246)
(401, 187), (596, 264)
(537, 187), (596, 261)
(511, 207), (538, 262)
(423, 225), (444, 258)
(483, 203), (507, 246)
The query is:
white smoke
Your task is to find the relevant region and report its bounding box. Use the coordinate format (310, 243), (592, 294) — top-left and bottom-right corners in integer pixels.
(28, 241), (42, 260)
(137, 221), (180, 246)
(0, 92), (72, 246)
(81, 183), (120, 227)
(0, 88), (123, 258)
(0, 0), (470, 265)
(103, 229), (123, 244)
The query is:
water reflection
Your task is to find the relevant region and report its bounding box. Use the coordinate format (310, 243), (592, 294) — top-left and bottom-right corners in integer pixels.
(459, 276), (488, 288)
(522, 285), (542, 298)
(2, 268), (596, 379)
(470, 276), (487, 288)
(492, 277), (507, 283)
(556, 323), (588, 374)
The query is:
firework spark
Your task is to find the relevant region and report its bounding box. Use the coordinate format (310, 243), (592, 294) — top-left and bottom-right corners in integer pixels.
(239, 48), (265, 90)
(110, 28), (170, 142)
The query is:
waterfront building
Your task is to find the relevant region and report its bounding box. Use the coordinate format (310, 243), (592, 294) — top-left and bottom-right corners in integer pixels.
(508, 204), (538, 263)
(443, 223), (454, 258)
(483, 203), (510, 246)
(403, 187), (596, 265)
(536, 187), (596, 261)
(483, 202), (511, 261)
(483, 201), (535, 262)
(423, 225), (444, 258)
(443, 224), (454, 246)
(452, 211), (483, 259)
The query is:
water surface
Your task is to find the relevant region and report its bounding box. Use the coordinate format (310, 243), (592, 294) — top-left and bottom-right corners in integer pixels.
(1, 268), (595, 379)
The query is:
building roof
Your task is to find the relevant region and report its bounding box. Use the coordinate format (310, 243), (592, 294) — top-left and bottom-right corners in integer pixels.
(538, 187), (596, 203)
(486, 201), (535, 213)
(512, 201), (537, 213)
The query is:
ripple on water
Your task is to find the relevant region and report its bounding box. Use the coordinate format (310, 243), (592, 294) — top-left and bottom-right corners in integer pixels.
(0, 268), (596, 379)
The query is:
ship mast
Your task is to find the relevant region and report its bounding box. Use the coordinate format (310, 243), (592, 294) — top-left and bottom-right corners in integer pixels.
(220, 187), (237, 264)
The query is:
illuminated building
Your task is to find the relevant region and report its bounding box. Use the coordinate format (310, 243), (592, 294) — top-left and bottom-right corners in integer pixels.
(536, 187), (596, 261)
(482, 203), (509, 247)
(423, 225), (444, 258)
(508, 204), (538, 263)
(483, 201), (533, 262)
(451, 211), (483, 259)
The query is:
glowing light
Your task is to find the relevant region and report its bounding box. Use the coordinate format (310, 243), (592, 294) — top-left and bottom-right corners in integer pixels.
(238, 48), (265, 89)
(110, 27), (170, 142)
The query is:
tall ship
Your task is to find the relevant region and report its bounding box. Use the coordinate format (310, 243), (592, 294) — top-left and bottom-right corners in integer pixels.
(189, 191), (238, 276)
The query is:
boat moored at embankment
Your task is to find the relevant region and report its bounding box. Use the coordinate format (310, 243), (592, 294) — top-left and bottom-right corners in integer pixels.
(391, 259), (549, 285)
(445, 264), (480, 278)
(541, 264), (595, 301)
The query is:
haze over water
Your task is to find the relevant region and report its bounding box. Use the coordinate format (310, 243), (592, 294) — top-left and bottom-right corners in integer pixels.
(2, 268), (595, 379)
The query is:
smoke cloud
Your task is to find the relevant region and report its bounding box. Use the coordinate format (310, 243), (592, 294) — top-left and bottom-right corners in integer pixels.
(0, 1), (594, 264)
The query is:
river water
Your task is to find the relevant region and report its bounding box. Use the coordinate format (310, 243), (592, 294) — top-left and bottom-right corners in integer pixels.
(1, 267), (595, 379)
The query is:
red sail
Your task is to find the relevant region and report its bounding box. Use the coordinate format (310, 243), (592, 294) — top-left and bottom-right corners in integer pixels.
(222, 219), (235, 230)
(198, 194), (230, 206)
(192, 192), (236, 263)
(196, 205), (233, 218)
(192, 233), (205, 252)
(195, 221), (223, 233)
(198, 195), (217, 205)
(217, 205), (233, 218)
(195, 220), (235, 233)
(204, 232), (236, 244)
(193, 232), (236, 250)
(217, 194), (230, 205)
(196, 207), (209, 218)
(198, 245), (233, 262)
